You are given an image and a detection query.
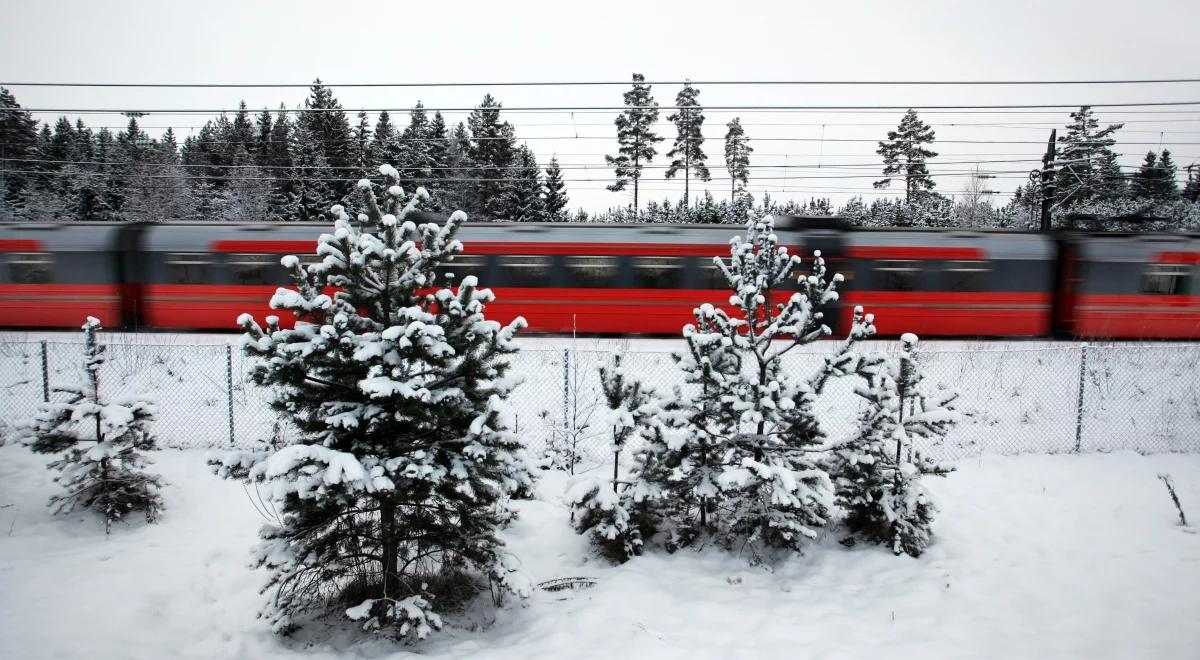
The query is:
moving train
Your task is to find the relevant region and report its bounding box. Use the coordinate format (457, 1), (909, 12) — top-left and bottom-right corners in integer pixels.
(1, 218), (1198, 339)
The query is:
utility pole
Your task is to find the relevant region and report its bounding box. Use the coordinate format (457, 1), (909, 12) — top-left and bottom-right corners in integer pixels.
(633, 132), (640, 212)
(684, 108), (691, 209)
(1040, 129), (1057, 232)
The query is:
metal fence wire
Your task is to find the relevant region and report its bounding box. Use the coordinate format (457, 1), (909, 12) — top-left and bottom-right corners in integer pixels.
(2, 339), (1198, 464)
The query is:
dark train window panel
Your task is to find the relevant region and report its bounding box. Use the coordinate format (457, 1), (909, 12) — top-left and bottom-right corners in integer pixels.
(876, 260), (920, 291)
(943, 260), (991, 292)
(435, 255), (487, 285)
(699, 260), (730, 290)
(228, 253), (283, 285)
(165, 253), (214, 284)
(497, 255), (550, 288)
(565, 256), (617, 288)
(7, 252), (53, 284)
(633, 256), (685, 289)
(1140, 263), (1191, 295)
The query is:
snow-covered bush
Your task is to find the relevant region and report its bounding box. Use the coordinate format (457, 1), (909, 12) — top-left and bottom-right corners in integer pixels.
(567, 354), (661, 562)
(212, 165), (533, 639)
(612, 215), (876, 562)
(18, 317), (163, 532)
(828, 334), (957, 557)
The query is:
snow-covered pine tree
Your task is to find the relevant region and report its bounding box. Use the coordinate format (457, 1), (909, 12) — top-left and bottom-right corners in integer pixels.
(466, 94), (517, 220)
(1055, 106), (1125, 209)
(215, 164), (533, 638)
(631, 215), (877, 560)
(874, 109), (938, 201)
(664, 83), (711, 208)
(605, 73), (665, 211)
(298, 79), (354, 201)
(352, 110), (372, 177)
(19, 317), (163, 533)
(498, 145), (545, 221)
(397, 102), (436, 193)
(368, 110), (400, 171)
(288, 121), (335, 222)
(828, 334), (957, 557)
(567, 354), (661, 562)
(1184, 164), (1200, 202)
(724, 117), (752, 203)
(541, 157), (569, 221)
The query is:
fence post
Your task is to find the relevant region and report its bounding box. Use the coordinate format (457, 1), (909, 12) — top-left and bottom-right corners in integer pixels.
(40, 340), (49, 402)
(561, 347), (570, 433)
(225, 344), (236, 447)
(1074, 343), (1089, 452)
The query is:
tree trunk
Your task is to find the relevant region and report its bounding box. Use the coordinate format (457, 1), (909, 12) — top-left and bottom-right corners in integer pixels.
(378, 497), (398, 618)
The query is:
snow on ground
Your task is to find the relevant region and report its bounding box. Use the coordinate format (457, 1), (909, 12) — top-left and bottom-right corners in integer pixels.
(1, 445), (1197, 659)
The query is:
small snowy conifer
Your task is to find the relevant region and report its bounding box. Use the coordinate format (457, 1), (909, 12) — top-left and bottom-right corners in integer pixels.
(630, 215), (877, 560)
(567, 354), (661, 562)
(20, 317), (163, 532)
(214, 165), (532, 638)
(828, 334), (957, 557)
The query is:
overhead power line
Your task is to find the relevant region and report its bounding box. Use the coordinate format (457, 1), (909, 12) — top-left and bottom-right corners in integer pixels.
(3, 78), (1200, 88)
(4, 101), (1200, 115)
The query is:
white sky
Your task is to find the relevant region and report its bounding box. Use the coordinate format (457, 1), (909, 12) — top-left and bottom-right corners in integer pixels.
(2, 0), (1198, 213)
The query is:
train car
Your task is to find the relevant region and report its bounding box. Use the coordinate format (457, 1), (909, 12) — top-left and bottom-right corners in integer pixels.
(837, 230), (1057, 337)
(1058, 233), (1200, 339)
(0, 223), (130, 328)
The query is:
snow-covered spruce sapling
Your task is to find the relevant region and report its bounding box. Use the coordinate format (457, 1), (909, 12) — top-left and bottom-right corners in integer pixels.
(567, 353), (661, 562)
(213, 165), (532, 639)
(19, 317), (163, 533)
(632, 215), (877, 560)
(828, 334), (957, 557)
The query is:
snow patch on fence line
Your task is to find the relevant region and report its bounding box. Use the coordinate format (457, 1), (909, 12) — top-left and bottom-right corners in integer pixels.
(0, 445), (1197, 659)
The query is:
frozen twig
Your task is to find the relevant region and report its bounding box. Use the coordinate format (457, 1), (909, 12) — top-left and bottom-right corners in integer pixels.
(1157, 474), (1188, 526)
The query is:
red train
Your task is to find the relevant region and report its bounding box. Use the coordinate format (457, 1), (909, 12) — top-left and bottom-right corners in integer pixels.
(1, 218), (1198, 339)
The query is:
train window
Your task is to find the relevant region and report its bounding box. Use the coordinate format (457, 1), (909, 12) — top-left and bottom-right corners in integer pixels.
(699, 259), (730, 290)
(435, 255), (487, 285)
(943, 260), (991, 292)
(228, 253), (283, 285)
(165, 253), (214, 284)
(7, 252), (53, 284)
(1140, 263), (1190, 295)
(633, 256), (685, 289)
(876, 260), (920, 291)
(565, 256), (617, 288)
(496, 255), (550, 288)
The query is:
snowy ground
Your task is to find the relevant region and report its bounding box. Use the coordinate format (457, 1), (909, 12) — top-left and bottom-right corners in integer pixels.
(1, 445), (1197, 659)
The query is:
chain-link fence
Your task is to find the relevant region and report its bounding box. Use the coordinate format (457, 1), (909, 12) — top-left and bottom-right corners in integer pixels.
(2, 339), (1198, 464)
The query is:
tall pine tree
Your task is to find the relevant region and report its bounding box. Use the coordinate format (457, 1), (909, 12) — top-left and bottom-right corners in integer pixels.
(298, 79), (354, 202)
(498, 144), (545, 221)
(0, 87), (40, 214)
(606, 73), (664, 211)
(664, 83), (711, 208)
(466, 94), (517, 219)
(874, 109), (938, 201)
(1055, 106), (1125, 208)
(541, 156), (569, 221)
(724, 117), (752, 203)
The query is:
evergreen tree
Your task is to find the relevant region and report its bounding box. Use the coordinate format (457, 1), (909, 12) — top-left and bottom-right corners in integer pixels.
(397, 102), (435, 193)
(827, 335), (957, 557)
(232, 101), (255, 155)
(426, 111), (453, 211)
(1055, 106), (1125, 208)
(622, 216), (878, 561)
(254, 108), (274, 168)
(1184, 164), (1200, 202)
(724, 117), (752, 203)
(287, 121), (335, 221)
(1156, 149), (1179, 199)
(541, 156), (569, 221)
(352, 110), (372, 176)
(298, 79), (354, 201)
(214, 164), (532, 637)
(0, 87), (40, 213)
(266, 105), (297, 221)
(664, 83), (711, 208)
(19, 317), (163, 532)
(874, 109), (938, 201)
(605, 73), (664, 211)
(498, 145), (544, 221)
(568, 353), (662, 562)
(1132, 151), (1160, 199)
(466, 94), (517, 219)
(368, 110), (400, 168)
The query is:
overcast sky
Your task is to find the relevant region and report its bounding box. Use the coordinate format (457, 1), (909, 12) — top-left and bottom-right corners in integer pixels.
(2, 0), (1198, 213)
